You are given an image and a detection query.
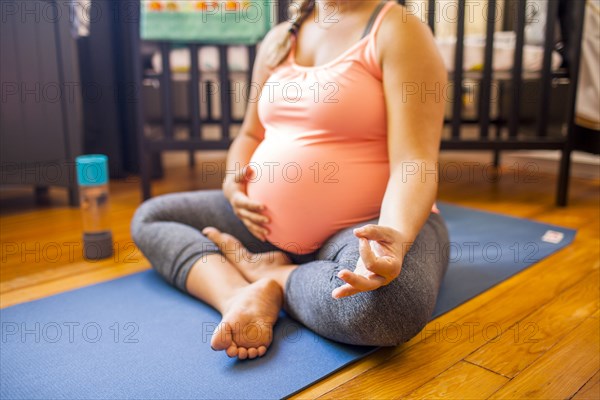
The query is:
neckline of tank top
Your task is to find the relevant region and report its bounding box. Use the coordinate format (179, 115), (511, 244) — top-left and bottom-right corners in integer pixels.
(288, 1), (391, 71)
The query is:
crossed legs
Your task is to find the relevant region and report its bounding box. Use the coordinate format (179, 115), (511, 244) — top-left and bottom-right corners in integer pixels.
(131, 190), (450, 359)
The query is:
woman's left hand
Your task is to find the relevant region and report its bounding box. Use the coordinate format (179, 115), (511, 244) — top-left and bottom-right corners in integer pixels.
(332, 224), (407, 299)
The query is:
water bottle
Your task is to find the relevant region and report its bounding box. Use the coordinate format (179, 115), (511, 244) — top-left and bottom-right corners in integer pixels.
(75, 154), (113, 260)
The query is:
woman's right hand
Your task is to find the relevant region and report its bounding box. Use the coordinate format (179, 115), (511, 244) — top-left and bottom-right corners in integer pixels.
(223, 165), (270, 242)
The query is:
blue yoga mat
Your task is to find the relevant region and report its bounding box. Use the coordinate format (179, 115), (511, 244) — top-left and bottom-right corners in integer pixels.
(0, 203), (575, 400)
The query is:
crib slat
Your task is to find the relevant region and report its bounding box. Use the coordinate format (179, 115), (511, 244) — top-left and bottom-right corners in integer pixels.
(509, 0), (526, 138)
(206, 81), (213, 120)
(160, 42), (173, 139)
(218, 45), (231, 144)
(451, 0), (466, 139)
(278, 0), (289, 24)
(557, 0), (586, 206)
(247, 44), (257, 104)
(130, 6), (150, 200)
(479, 0), (496, 139)
(427, 0), (435, 33)
(189, 44), (201, 140)
(536, 0), (559, 138)
(247, 44), (256, 86)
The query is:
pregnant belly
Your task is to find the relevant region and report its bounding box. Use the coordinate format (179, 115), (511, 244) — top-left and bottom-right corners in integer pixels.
(246, 139), (389, 254)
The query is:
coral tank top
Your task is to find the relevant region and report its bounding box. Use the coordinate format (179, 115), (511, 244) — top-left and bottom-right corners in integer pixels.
(248, 1), (427, 254)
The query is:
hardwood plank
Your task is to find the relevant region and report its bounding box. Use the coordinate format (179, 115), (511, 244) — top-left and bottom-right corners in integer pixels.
(0, 263), (150, 308)
(572, 371), (600, 400)
(0, 230), (141, 292)
(465, 269), (600, 378)
(403, 361), (508, 399)
(0, 207), (134, 242)
(290, 349), (392, 400)
(489, 314), (599, 399)
(0, 246), (148, 295)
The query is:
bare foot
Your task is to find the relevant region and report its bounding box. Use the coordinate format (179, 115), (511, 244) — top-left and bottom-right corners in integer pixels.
(211, 278), (282, 360)
(202, 227), (293, 284)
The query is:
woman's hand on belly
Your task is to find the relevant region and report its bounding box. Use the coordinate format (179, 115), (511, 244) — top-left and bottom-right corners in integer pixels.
(223, 166), (270, 241)
(332, 224), (406, 299)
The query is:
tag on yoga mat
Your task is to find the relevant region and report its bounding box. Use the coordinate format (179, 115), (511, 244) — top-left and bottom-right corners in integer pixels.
(0, 203), (576, 399)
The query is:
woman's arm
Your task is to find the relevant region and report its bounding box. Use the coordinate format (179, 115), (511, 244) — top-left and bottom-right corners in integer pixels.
(333, 6), (447, 299)
(222, 22), (289, 197)
(222, 23), (291, 240)
(377, 6), (447, 245)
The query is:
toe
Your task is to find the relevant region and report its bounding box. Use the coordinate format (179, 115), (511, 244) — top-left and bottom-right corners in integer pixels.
(247, 347), (258, 359)
(202, 226), (221, 241)
(203, 227), (250, 262)
(226, 343), (238, 358)
(237, 347), (248, 360)
(258, 346), (267, 357)
(211, 321), (233, 351)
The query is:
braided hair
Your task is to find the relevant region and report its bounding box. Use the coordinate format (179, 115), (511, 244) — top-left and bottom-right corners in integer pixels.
(266, 0), (316, 67)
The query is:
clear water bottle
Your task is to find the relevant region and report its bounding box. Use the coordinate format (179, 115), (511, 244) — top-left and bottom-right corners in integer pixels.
(75, 154), (113, 260)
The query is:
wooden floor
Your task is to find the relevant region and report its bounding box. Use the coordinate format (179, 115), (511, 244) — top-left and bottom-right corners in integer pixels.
(1, 151), (599, 399)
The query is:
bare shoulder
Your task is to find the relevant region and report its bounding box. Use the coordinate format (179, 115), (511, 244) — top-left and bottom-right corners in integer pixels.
(378, 3), (435, 48)
(376, 3), (443, 69)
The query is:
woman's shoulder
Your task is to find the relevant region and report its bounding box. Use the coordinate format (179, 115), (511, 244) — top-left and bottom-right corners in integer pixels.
(377, 2), (435, 48)
(376, 3), (443, 70)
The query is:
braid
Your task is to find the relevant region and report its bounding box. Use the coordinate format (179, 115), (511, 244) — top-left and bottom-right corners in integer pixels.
(266, 0), (315, 68)
(288, 0), (315, 35)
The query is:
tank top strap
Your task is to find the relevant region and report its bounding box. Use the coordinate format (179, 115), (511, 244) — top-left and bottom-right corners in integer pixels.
(360, 0), (389, 39)
(361, 1), (395, 80)
(367, 1), (395, 38)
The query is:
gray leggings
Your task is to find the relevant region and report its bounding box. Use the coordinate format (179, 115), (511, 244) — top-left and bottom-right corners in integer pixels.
(131, 190), (450, 347)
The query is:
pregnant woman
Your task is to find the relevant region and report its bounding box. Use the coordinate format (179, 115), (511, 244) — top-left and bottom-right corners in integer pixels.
(132, 0), (449, 360)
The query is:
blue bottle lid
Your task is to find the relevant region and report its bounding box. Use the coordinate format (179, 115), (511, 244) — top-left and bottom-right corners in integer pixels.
(76, 154), (109, 186)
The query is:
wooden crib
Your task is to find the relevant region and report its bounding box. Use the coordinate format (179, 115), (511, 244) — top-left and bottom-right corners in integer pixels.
(130, 0), (586, 206)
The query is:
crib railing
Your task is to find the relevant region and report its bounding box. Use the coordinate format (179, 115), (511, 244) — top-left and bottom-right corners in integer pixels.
(133, 39), (257, 197)
(416, 0), (585, 206)
(132, 0), (586, 206)
(142, 43), (256, 150)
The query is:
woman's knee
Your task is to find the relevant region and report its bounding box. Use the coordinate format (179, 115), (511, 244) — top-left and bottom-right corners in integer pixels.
(332, 282), (435, 346)
(130, 191), (203, 238)
(288, 252), (438, 346)
(130, 195), (164, 243)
